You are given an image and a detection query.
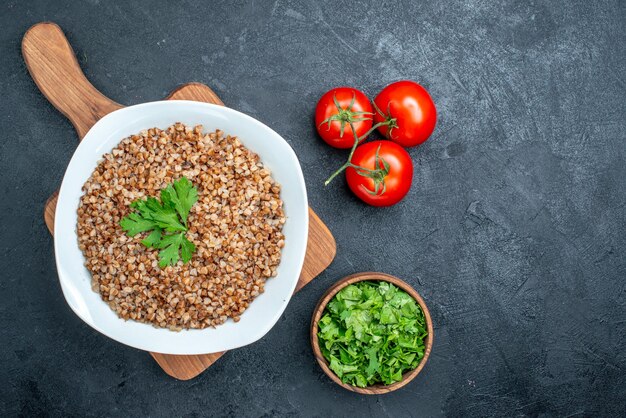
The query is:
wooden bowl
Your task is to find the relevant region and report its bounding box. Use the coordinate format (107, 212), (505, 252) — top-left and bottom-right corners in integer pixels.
(310, 272), (433, 395)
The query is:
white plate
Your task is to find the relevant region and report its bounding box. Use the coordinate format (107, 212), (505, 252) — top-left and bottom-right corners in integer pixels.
(54, 101), (308, 355)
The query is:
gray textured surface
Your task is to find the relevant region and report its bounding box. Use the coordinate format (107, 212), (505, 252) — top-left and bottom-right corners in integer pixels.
(1, 0), (625, 416)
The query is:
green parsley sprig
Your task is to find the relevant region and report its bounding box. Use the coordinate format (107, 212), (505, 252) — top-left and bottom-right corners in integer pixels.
(120, 177), (198, 268)
(318, 281), (428, 387)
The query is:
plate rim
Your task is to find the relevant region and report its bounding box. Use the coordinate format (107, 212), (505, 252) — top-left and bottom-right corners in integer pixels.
(53, 100), (309, 354)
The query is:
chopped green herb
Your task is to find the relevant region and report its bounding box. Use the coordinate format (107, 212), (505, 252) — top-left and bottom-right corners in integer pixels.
(120, 176), (198, 267)
(317, 281), (428, 387)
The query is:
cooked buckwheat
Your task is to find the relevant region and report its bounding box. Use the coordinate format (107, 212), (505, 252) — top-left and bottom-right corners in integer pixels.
(77, 123), (285, 330)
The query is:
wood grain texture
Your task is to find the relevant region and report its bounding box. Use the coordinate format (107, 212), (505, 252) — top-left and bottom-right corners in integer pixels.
(27, 22), (336, 380)
(22, 22), (123, 139)
(310, 272), (433, 395)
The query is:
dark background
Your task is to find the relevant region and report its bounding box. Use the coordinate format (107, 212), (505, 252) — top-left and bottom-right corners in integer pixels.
(2, 0), (625, 416)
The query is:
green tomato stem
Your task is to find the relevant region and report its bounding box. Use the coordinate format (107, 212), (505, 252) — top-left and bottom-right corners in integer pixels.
(324, 120), (394, 186)
(356, 121), (392, 141)
(324, 123), (362, 186)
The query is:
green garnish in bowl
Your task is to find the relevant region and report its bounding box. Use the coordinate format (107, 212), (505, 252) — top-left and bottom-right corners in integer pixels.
(317, 280), (429, 388)
(120, 176), (198, 268)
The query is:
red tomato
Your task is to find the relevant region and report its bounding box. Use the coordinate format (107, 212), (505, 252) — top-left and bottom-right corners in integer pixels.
(373, 80), (437, 147)
(346, 141), (413, 206)
(315, 87), (373, 149)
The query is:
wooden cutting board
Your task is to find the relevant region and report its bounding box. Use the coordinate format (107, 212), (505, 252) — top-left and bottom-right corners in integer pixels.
(23, 22), (336, 380)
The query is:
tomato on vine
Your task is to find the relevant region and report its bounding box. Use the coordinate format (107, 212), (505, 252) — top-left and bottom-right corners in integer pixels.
(373, 80), (437, 147)
(345, 141), (413, 207)
(321, 101), (415, 207)
(315, 87), (373, 149)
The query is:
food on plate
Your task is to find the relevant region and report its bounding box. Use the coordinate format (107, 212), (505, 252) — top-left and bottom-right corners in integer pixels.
(317, 281), (428, 388)
(77, 123), (286, 330)
(345, 141), (413, 207)
(373, 80), (437, 147)
(315, 87), (373, 149)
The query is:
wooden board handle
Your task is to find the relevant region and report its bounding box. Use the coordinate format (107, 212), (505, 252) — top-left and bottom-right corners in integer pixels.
(22, 22), (123, 139)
